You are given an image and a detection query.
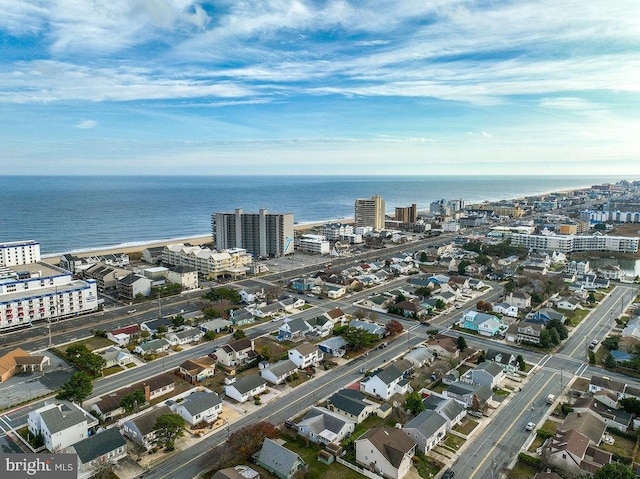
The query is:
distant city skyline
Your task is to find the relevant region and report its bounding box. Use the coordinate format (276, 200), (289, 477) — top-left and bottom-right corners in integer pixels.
(1, 1), (638, 176)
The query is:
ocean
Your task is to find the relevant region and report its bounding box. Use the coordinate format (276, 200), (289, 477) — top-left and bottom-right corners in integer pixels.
(0, 175), (628, 256)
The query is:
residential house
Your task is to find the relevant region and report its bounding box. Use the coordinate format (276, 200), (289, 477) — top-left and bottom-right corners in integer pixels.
(469, 278), (485, 290)
(505, 291), (532, 309)
(530, 308), (565, 326)
(213, 466), (260, 479)
(516, 321), (544, 344)
(324, 284), (347, 299)
(140, 317), (175, 334)
(199, 318), (232, 334)
(393, 300), (424, 318)
(462, 362), (505, 389)
(178, 357), (216, 384)
(404, 347), (434, 368)
(28, 401), (99, 452)
(621, 318), (640, 341)
(122, 406), (172, 450)
(229, 309), (256, 326)
(360, 294), (392, 311)
(485, 349), (518, 374)
(210, 338), (258, 368)
(493, 302), (518, 318)
(556, 297), (581, 311)
(278, 317), (314, 341)
(422, 396), (466, 429)
(317, 336), (348, 357)
(223, 375), (267, 403)
(558, 412), (607, 446)
(445, 381), (493, 410)
(116, 273), (153, 300)
(261, 360), (298, 385)
(142, 246), (165, 265)
(588, 375), (626, 400)
(90, 374), (175, 420)
(326, 389), (375, 424)
(355, 427), (417, 479)
(544, 429), (611, 474)
(98, 347), (133, 369)
(133, 338), (171, 356)
(597, 264), (624, 280)
(461, 311), (502, 337)
(166, 327), (205, 346)
(425, 335), (459, 358)
(167, 265), (199, 290)
(171, 391), (222, 425)
(296, 407), (355, 445)
(448, 275), (471, 290)
(288, 343), (322, 369)
(403, 410), (447, 453)
(324, 308), (348, 326)
(360, 363), (412, 400)
(0, 348), (50, 382)
(68, 427), (127, 475)
(255, 438), (307, 479)
(348, 319), (386, 338)
(572, 397), (633, 432)
(106, 325), (141, 346)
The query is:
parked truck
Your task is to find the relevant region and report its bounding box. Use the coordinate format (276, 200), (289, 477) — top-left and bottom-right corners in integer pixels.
(546, 394), (555, 404)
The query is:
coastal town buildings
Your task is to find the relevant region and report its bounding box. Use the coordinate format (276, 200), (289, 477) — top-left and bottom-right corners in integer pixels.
(0, 241), (99, 330)
(509, 233), (639, 253)
(211, 208), (294, 258)
(162, 243), (252, 280)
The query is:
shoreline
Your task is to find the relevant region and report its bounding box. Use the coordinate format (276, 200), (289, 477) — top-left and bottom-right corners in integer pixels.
(42, 219), (353, 264)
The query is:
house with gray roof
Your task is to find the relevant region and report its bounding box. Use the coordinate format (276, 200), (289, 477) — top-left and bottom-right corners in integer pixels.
(255, 438), (307, 479)
(404, 346), (434, 368)
(318, 336), (348, 357)
(572, 397), (633, 432)
(445, 381), (493, 410)
(261, 359), (298, 385)
(122, 405), (172, 450)
(171, 391), (222, 426)
(28, 401), (99, 452)
(278, 317), (314, 341)
(133, 338), (171, 356)
(360, 363), (412, 400)
(229, 309), (256, 326)
(68, 427), (127, 474)
(98, 347), (133, 368)
(166, 327), (205, 346)
(403, 410), (447, 453)
(462, 361), (505, 389)
(296, 407), (355, 445)
(287, 342), (321, 369)
(423, 396), (466, 429)
(223, 375), (267, 403)
(348, 319), (386, 337)
(327, 389), (375, 424)
(141, 316), (175, 334)
(199, 318), (232, 334)
(485, 349), (518, 374)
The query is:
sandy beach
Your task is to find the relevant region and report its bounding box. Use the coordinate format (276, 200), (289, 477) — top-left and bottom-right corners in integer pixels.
(45, 219), (353, 264)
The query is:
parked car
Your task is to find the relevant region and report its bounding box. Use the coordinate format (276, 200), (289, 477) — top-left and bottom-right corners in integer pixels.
(526, 422), (535, 431)
(127, 309), (137, 314)
(589, 339), (598, 350)
(442, 469), (455, 479)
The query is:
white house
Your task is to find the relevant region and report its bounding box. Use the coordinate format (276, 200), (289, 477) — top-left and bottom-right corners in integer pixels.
(122, 406), (172, 450)
(28, 401), (99, 453)
(556, 297), (581, 311)
(505, 291), (532, 309)
(462, 361), (505, 389)
(296, 407), (355, 445)
(492, 302), (518, 318)
(260, 359), (298, 385)
(360, 363), (412, 400)
(68, 427), (127, 474)
(326, 389), (376, 424)
(325, 284), (347, 299)
(166, 265), (199, 290)
(211, 338), (257, 368)
(133, 338), (171, 356)
(287, 342), (322, 369)
(171, 391), (222, 425)
(223, 375), (267, 403)
(166, 327), (205, 346)
(403, 410), (447, 453)
(356, 427), (417, 479)
(106, 325), (141, 346)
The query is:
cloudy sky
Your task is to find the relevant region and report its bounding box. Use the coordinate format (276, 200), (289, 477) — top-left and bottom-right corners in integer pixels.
(1, 0), (639, 176)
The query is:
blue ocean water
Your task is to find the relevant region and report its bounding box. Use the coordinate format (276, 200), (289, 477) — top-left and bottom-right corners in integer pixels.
(0, 175), (627, 256)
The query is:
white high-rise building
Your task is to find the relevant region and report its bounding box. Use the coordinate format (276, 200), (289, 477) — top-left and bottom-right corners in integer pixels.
(211, 208), (294, 258)
(0, 241), (99, 330)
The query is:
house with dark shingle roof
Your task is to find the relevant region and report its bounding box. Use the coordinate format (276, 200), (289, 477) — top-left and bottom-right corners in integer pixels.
(122, 405), (172, 450)
(255, 438), (307, 479)
(178, 357), (216, 384)
(356, 427), (417, 479)
(360, 363), (412, 400)
(261, 359), (298, 385)
(223, 375), (267, 403)
(544, 429), (611, 474)
(296, 407), (355, 445)
(422, 395), (466, 429)
(327, 389), (375, 424)
(445, 381), (493, 410)
(68, 427), (127, 474)
(462, 361), (505, 389)
(403, 410), (447, 453)
(171, 391), (222, 425)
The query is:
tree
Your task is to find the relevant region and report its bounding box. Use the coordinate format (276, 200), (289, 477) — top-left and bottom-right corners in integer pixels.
(619, 397), (640, 416)
(603, 352), (617, 369)
(341, 327), (379, 351)
(458, 260), (471, 275)
(226, 422), (279, 458)
(172, 315), (186, 328)
(539, 330), (553, 348)
(593, 463), (635, 479)
(587, 292), (596, 304)
(57, 371), (93, 406)
(516, 354), (526, 371)
(456, 336), (467, 351)
(435, 299), (446, 310)
(415, 287), (431, 298)
(153, 413), (185, 450)
(547, 319), (568, 340)
(602, 336), (620, 351)
(232, 329), (246, 340)
(476, 301), (493, 312)
(120, 389), (146, 414)
(385, 320), (404, 336)
(404, 392), (426, 416)
(476, 254), (491, 267)
(588, 350), (596, 364)
(354, 309), (367, 319)
(394, 293), (406, 304)
(419, 252), (428, 262)
(476, 350), (486, 364)
(548, 327), (561, 346)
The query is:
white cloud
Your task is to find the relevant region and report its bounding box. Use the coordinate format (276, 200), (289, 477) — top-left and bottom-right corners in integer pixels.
(75, 119), (97, 129)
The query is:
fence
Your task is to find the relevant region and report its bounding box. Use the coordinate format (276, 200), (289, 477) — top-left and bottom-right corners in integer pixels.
(336, 457), (385, 479)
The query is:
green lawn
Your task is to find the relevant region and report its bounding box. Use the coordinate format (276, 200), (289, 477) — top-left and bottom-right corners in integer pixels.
(601, 433), (638, 462)
(563, 309), (589, 326)
(101, 365), (124, 376)
(454, 419), (479, 436)
(58, 336), (113, 353)
(414, 454), (442, 479)
(443, 434), (465, 451)
(506, 461), (539, 479)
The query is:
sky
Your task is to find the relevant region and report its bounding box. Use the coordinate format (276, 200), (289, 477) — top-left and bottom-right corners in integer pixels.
(1, 0), (639, 176)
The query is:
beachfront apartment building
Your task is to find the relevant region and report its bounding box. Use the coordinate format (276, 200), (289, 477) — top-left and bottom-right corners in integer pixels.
(0, 241), (99, 330)
(211, 208), (294, 258)
(355, 195), (385, 230)
(297, 234), (330, 254)
(509, 233), (639, 253)
(162, 243), (252, 280)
